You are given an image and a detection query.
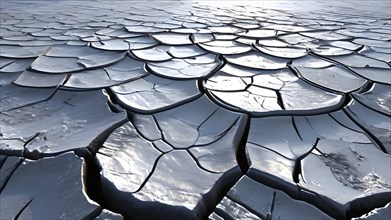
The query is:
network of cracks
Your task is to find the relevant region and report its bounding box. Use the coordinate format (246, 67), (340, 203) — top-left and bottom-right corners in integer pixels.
(0, 1), (390, 219)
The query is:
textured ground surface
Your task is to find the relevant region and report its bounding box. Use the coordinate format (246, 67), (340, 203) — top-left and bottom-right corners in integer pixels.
(0, 0), (390, 219)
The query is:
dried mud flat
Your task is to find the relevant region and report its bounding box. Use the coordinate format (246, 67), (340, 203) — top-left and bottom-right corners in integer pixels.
(0, 0), (390, 219)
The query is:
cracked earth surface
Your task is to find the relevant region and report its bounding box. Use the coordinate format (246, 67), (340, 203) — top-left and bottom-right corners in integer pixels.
(0, 0), (390, 219)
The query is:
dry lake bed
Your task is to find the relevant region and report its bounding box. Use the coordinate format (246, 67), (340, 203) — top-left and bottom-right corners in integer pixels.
(0, 0), (390, 219)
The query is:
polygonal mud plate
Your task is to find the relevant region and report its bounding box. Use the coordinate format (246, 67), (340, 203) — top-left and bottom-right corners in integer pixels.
(311, 46), (354, 56)
(0, 84), (57, 112)
(131, 45), (172, 62)
(246, 110), (391, 219)
(208, 26), (245, 34)
(199, 40), (252, 55)
(349, 67), (391, 84)
(291, 55), (334, 68)
(254, 45), (307, 59)
(266, 24), (310, 33)
(246, 116), (314, 197)
(30, 45), (126, 73)
(278, 33), (315, 45)
(64, 69), (124, 90)
(13, 70), (67, 88)
(236, 29), (276, 38)
(213, 175), (333, 220)
(300, 31), (351, 41)
(256, 38), (289, 47)
(225, 51), (287, 70)
(151, 32), (192, 45)
(125, 25), (165, 34)
(91, 39), (130, 51)
(0, 90), (126, 158)
(167, 45), (207, 58)
(353, 83), (391, 115)
(0, 153), (101, 219)
(31, 56), (85, 73)
(204, 70), (251, 92)
(104, 55), (148, 81)
(346, 99), (391, 153)
(329, 41), (362, 51)
(359, 49), (391, 63)
(0, 58), (35, 73)
(61, 55), (149, 90)
(124, 36), (158, 50)
(328, 54), (390, 69)
(96, 95), (248, 219)
(147, 54), (222, 79)
(190, 33), (214, 43)
(353, 38), (391, 48)
(294, 66), (367, 93)
(205, 68), (344, 116)
(0, 45), (49, 58)
(2, 1), (391, 219)
(300, 141), (391, 218)
(110, 74), (201, 113)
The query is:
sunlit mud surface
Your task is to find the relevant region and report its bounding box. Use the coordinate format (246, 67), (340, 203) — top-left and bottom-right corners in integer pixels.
(1, 0), (390, 219)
